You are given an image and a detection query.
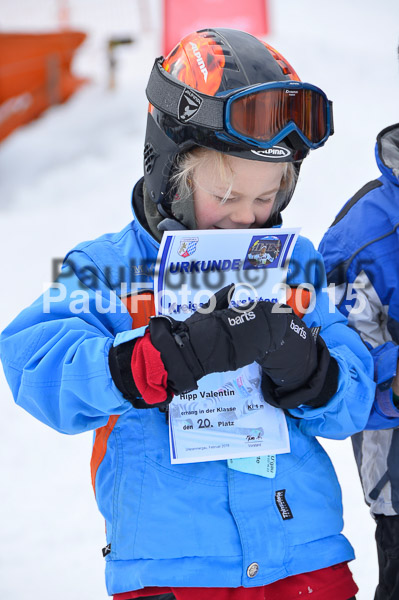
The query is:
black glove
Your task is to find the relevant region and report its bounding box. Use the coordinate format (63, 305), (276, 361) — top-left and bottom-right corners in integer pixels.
(149, 289), (339, 407)
(148, 284), (268, 396)
(110, 284), (338, 410)
(109, 285), (242, 408)
(254, 305), (338, 409)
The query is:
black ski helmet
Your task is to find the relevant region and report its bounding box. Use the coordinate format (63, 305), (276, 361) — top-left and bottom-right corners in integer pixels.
(144, 28), (331, 215)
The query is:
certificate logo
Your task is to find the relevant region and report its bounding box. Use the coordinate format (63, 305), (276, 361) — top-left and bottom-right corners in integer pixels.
(245, 235), (282, 269)
(177, 237), (199, 258)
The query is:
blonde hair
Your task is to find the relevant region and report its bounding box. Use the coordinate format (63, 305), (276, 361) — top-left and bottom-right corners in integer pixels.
(171, 147), (297, 218)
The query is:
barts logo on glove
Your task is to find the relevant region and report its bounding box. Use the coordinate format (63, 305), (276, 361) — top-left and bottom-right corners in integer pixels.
(290, 319), (307, 339)
(228, 311), (256, 326)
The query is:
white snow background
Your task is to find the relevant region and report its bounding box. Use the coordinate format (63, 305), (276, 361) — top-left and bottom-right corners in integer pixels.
(0, 1), (398, 598)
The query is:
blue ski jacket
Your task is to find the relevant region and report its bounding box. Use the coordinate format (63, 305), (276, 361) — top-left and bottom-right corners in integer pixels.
(0, 180), (376, 594)
(319, 123), (399, 515)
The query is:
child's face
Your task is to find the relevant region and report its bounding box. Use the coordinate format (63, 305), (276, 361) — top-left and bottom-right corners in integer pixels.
(193, 155), (285, 230)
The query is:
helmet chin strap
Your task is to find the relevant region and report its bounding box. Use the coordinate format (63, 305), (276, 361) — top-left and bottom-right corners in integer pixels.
(156, 202), (170, 219)
(142, 181), (193, 241)
(170, 190), (198, 230)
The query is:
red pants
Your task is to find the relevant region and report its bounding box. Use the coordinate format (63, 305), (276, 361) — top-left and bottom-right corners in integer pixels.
(114, 561), (358, 600)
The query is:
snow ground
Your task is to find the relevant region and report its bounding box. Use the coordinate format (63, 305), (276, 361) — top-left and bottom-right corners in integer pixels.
(0, 1), (398, 598)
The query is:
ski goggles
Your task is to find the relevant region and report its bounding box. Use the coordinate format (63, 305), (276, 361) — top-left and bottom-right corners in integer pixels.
(146, 58), (333, 151)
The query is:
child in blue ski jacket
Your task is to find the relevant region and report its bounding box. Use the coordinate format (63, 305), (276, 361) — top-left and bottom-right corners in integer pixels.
(319, 121), (399, 600)
(0, 27), (383, 600)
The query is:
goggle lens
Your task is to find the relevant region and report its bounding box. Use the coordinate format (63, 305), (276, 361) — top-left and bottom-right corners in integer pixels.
(229, 87), (328, 145)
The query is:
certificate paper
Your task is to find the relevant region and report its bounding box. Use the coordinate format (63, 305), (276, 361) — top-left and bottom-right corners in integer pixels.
(155, 228), (299, 464)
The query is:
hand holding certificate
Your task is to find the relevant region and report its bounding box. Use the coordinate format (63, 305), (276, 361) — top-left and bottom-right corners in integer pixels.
(154, 228), (300, 464)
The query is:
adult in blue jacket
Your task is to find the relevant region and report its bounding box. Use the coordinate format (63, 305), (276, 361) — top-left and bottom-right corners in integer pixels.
(319, 122), (399, 600)
(0, 28), (378, 600)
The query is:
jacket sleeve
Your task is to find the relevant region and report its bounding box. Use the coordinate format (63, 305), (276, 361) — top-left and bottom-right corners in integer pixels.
(286, 238), (376, 439)
(319, 228), (399, 431)
(0, 250), (133, 434)
(361, 343), (399, 429)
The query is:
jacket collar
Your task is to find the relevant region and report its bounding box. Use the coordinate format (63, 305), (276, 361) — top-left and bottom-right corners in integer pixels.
(376, 123), (399, 186)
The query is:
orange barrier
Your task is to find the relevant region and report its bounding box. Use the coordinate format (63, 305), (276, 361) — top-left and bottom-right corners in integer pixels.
(162, 0), (269, 56)
(0, 31), (87, 142)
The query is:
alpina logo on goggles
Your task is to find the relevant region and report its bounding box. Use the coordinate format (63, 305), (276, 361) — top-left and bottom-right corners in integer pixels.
(146, 58), (333, 151)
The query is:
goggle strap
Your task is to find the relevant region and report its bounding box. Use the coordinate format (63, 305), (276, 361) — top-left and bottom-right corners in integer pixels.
(146, 59), (225, 130)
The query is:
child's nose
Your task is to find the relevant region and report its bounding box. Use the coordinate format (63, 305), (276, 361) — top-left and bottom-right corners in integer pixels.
(230, 202), (256, 226)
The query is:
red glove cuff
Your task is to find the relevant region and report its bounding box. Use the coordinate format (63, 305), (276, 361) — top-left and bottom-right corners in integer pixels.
(131, 331), (170, 405)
